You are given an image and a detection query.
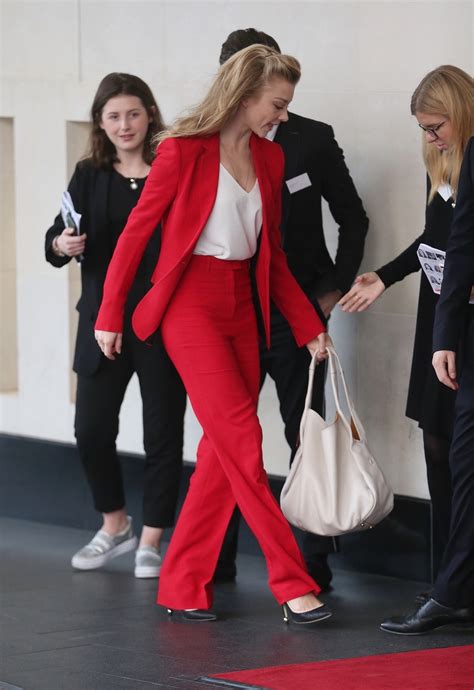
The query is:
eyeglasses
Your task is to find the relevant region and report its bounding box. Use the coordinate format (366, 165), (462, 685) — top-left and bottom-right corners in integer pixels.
(418, 120), (447, 140)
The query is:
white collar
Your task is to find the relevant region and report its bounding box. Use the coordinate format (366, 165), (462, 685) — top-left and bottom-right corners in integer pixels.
(265, 124), (279, 142)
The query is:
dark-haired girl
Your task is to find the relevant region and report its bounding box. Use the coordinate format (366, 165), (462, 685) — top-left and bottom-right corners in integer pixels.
(45, 73), (186, 578)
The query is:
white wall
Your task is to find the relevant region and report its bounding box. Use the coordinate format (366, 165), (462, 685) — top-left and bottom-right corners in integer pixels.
(0, 0), (472, 499)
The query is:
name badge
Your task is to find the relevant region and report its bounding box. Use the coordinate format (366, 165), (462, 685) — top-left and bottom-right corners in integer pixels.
(286, 172), (312, 194)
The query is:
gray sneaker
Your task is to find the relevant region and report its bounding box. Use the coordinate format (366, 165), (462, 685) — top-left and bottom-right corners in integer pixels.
(134, 546), (162, 578)
(71, 517), (137, 570)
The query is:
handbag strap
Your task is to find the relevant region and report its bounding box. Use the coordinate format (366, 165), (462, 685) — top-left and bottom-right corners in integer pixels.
(326, 346), (363, 441)
(298, 350), (320, 445)
(301, 346), (363, 443)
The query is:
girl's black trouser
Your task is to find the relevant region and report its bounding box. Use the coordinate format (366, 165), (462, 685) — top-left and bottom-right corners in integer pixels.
(74, 327), (186, 527)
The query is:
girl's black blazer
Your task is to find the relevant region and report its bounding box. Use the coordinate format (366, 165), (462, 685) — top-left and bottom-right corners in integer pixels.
(45, 159), (160, 376)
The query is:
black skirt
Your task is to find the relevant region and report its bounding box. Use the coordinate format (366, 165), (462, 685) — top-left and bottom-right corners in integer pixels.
(378, 190), (458, 439)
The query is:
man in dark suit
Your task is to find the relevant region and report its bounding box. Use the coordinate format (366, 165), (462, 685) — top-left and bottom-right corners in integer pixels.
(216, 29), (369, 589)
(382, 137), (474, 634)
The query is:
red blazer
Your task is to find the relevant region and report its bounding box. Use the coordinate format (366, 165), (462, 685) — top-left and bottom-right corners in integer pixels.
(95, 133), (325, 347)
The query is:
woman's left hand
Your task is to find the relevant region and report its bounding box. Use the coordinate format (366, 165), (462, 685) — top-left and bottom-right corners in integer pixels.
(432, 350), (459, 391)
(307, 333), (333, 363)
(95, 330), (123, 360)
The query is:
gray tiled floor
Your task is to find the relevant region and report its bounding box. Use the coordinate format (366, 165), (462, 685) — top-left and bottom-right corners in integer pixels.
(1, 518), (472, 690)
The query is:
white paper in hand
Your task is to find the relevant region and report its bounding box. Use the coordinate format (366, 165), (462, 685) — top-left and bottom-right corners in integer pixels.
(60, 191), (83, 262)
(417, 243), (474, 304)
(61, 191), (82, 234)
(417, 243), (445, 294)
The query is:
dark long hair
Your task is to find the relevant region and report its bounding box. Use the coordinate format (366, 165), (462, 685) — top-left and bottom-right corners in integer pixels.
(88, 73), (165, 168)
(219, 28), (280, 65)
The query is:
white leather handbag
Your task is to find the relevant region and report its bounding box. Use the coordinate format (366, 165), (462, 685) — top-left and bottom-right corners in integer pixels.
(280, 346), (394, 536)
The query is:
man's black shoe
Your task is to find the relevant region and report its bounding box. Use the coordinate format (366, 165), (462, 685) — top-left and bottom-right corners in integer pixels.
(414, 589), (433, 606)
(380, 598), (474, 635)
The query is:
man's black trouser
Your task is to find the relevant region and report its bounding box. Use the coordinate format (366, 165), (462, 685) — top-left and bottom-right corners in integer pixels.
(433, 315), (474, 608)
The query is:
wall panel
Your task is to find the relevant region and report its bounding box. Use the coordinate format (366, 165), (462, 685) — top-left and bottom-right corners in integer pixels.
(0, 118), (18, 393)
(1, 0), (473, 498)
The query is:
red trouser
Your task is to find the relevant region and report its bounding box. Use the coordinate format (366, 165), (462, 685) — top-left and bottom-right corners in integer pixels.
(158, 255), (319, 609)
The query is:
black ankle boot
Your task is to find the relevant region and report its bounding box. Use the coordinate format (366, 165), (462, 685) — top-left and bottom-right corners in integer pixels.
(282, 602), (332, 625)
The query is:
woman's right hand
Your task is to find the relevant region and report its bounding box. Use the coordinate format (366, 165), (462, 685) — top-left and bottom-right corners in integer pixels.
(338, 272), (386, 312)
(54, 227), (87, 257)
(95, 330), (123, 360)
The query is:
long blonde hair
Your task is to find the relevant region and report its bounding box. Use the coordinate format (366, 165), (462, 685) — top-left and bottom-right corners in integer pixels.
(156, 45), (300, 143)
(411, 65), (473, 202)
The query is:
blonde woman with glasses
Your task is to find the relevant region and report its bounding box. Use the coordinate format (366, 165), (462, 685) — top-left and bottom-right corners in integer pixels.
(340, 65), (473, 606)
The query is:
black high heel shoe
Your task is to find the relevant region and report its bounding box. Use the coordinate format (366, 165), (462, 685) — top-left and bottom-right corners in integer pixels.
(167, 608), (217, 622)
(282, 602), (332, 625)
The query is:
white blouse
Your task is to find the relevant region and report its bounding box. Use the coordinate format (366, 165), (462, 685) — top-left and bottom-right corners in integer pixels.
(193, 164), (263, 260)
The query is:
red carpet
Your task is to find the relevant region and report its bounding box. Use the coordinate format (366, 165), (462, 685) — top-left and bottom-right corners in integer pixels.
(204, 645), (474, 689)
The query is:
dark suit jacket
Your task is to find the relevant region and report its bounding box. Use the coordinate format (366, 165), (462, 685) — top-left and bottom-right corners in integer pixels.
(44, 160), (160, 376)
(274, 112), (369, 299)
(95, 134), (325, 348)
(433, 137), (474, 353)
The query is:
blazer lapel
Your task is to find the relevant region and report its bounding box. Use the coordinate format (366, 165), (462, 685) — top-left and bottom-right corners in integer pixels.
(274, 117), (300, 238)
(92, 168), (110, 237)
(153, 134), (220, 282)
(87, 168), (112, 310)
(250, 134), (272, 239)
(187, 134), (220, 251)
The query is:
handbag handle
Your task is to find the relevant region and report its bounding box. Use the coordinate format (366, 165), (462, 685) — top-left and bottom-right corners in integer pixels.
(326, 346), (364, 441)
(300, 346), (363, 444)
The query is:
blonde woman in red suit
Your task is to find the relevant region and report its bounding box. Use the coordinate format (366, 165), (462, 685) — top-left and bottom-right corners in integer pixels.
(95, 45), (332, 624)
